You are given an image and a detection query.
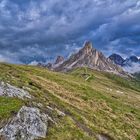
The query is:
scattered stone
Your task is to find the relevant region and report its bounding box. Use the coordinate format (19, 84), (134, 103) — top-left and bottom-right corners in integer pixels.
(47, 106), (54, 111)
(97, 133), (114, 140)
(47, 116), (57, 125)
(106, 88), (113, 92)
(112, 95), (118, 99)
(0, 82), (31, 99)
(0, 106), (48, 140)
(55, 108), (65, 117)
(37, 103), (43, 108)
(116, 90), (124, 94)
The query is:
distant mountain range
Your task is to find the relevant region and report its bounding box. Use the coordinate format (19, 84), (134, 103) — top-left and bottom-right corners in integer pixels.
(109, 54), (140, 73)
(37, 41), (127, 76)
(54, 42), (126, 75)
(109, 54), (140, 66)
(35, 41), (140, 75)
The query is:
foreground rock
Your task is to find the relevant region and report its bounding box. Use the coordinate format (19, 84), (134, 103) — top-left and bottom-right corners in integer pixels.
(0, 82), (31, 99)
(0, 106), (48, 140)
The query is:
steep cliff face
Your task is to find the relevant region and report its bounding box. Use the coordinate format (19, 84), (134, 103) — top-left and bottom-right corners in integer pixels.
(54, 41), (126, 76)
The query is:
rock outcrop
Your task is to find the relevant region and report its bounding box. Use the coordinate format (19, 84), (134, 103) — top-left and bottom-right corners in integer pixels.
(0, 82), (31, 99)
(0, 106), (48, 140)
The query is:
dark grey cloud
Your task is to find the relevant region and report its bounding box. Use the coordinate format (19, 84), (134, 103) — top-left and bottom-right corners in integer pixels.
(0, 0), (140, 63)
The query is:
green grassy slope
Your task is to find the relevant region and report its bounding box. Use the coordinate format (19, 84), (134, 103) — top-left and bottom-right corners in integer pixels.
(0, 63), (140, 140)
(0, 97), (23, 123)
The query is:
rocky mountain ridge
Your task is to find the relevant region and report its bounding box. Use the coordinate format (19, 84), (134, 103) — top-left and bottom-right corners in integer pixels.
(46, 41), (126, 76)
(108, 54), (124, 66)
(109, 54), (140, 73)
(109, 54), (140, 66)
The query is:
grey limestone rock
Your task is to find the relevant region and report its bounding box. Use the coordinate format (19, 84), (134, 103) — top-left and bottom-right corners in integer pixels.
(0, 106), (48, 140)
(0, 82), (31, 99)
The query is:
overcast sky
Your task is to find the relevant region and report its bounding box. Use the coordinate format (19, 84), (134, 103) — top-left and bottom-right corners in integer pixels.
(0, 0), (140, 64)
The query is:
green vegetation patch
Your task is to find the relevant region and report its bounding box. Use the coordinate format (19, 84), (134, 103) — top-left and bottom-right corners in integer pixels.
(46, 116), (95, 140)
(0, 97), (23, 120)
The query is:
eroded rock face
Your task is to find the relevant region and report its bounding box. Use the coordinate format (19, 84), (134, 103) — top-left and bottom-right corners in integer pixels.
(0, 106), (48, 140)
(0, 82), (31, 99)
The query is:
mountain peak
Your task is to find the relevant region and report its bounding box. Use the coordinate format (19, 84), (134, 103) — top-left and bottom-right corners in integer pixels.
(54, 41), (126, 76)
(83, 41), (93, 49)
(129, 56), (139, 62)
(81, 41), (94, 55)
(109, 54), (124, 66)
(55, 56), (64, 65)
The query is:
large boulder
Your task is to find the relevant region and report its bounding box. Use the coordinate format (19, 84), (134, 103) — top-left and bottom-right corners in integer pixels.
(0, 106), (48, 140)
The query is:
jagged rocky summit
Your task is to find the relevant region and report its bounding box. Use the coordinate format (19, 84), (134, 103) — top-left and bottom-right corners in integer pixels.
(54, 56), (64, 65)
(54, 41), (126, 76)
(37, 56), (64, 70)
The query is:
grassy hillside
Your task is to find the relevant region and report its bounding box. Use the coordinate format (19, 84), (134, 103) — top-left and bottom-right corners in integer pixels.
(0, 63), (140, 140)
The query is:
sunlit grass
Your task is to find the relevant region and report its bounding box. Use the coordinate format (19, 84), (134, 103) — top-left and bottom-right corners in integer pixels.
(0, 63), (140, 140)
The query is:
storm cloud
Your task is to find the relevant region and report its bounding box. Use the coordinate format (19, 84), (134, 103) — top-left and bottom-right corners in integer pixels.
(0, 0), (140, 63)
